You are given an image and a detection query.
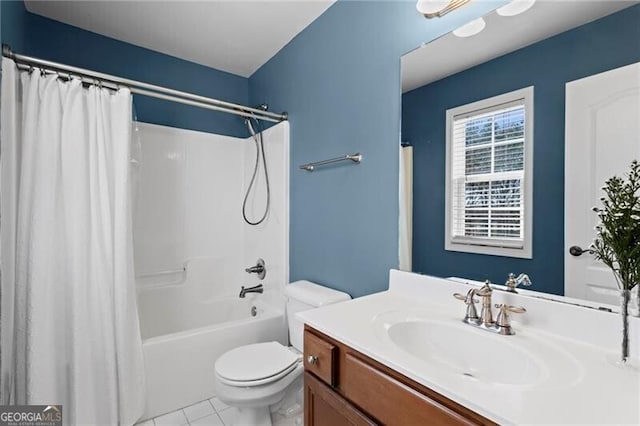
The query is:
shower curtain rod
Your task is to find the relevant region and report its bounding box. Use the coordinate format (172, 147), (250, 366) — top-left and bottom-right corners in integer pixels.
(1, 44), (287, 123)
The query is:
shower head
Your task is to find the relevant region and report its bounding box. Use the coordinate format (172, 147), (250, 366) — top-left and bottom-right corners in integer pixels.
(244, 118), (264, 138)
(245, 118), (257, 138)
(244, 104), (267, 138)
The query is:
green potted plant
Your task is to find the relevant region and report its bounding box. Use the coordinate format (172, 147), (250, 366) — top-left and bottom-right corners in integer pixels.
(591, 160), (640, 364)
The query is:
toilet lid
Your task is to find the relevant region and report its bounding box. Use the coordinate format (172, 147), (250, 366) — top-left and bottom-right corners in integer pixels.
(215, 342), (300, 384)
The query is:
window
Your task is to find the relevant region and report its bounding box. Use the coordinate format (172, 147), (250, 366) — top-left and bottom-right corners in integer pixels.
(445, 87), (533, 258)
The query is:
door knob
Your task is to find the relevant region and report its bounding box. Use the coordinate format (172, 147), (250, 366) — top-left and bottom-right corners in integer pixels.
(569, 245), (592, 257)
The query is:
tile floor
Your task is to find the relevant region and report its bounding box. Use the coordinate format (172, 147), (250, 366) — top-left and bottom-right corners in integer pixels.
(136, 397), (301, 426)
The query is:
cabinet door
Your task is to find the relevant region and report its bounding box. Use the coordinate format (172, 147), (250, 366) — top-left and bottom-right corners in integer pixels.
(342, 353), (480, 426)
(304, 372), (375, 426)
(304, 329), (337, 386)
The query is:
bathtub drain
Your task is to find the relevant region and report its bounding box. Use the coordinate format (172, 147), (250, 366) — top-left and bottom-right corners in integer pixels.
(251, 306), (257, 317)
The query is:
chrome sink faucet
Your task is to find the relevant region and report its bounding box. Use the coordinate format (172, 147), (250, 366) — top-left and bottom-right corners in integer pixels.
(505, 273), (532, 293)
(476, 281), (495, 327)
(453, 280), (526, 335)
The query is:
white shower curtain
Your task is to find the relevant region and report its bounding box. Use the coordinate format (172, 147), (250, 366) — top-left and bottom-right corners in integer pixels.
(0, 58), (145, 425)
(399, 145), (413, 271)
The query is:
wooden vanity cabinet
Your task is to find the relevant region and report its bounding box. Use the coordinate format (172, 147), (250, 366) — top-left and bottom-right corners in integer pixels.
(305, 372), (375, 426)
(303, 325), (496, 426)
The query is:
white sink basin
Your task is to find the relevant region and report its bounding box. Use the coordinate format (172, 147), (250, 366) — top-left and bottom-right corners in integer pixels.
(374, 311), (583, 388)
(387, 320), (541, 386)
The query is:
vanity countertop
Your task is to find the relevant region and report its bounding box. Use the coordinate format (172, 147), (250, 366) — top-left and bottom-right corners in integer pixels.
(297, 270), (640, 425)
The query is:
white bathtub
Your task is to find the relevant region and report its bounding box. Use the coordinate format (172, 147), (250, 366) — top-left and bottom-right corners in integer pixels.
(138, 291), (287, 420)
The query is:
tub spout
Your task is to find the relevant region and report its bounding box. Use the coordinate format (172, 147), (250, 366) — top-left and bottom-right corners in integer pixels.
(239, 284), (264, 298)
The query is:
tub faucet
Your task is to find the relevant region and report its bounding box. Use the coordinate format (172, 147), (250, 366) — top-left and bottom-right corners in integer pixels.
(239, 284), (264, 298)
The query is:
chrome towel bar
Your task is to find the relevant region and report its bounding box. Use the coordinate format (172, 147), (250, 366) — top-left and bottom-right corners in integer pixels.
(299, 153), (362, 172)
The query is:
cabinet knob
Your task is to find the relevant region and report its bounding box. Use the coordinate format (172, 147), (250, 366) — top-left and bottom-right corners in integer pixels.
(307, 355), (318, 364)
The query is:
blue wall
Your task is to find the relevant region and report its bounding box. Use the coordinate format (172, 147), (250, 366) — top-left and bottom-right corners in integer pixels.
(1, 1), (249, 137)
(250, 1), (503, 298)
(402, 6), (640, 295)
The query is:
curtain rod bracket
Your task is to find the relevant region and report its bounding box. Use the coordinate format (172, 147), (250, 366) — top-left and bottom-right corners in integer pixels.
(2, 44), (13, 59)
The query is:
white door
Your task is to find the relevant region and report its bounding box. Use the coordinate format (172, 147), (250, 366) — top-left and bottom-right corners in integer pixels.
(565, 62), (640, 305)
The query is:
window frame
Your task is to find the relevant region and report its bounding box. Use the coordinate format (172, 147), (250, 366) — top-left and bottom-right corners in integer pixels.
(445, 86), (534, 259)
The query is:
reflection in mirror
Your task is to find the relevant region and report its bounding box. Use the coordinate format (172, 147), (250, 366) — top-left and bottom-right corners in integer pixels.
(400, 1), (640, 307)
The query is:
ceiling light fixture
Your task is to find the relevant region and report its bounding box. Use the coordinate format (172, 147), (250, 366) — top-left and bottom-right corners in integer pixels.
(453, 17), (486, 38)
(496, 0), (536, 17)
(416, 0), (471, 19)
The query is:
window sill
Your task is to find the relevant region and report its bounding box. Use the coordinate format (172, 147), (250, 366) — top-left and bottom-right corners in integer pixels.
(445, 239), (532, 259)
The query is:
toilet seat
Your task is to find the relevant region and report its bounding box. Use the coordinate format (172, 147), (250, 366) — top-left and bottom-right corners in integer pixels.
(215, 342), (301, 387)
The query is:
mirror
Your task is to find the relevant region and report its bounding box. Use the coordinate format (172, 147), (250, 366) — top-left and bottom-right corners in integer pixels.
(400, 1), (640, 306)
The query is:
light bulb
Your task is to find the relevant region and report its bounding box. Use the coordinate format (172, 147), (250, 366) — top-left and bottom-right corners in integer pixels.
(496, 0), (536, 17)
(453, 17), (486, 38)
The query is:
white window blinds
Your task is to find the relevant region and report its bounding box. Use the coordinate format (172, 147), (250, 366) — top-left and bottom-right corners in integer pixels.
(450, 99), (526, 248)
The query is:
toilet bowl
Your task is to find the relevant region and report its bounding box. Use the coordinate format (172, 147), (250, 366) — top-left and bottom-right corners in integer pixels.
(213, 281), (351, 426)
(214, 342), (303, 426)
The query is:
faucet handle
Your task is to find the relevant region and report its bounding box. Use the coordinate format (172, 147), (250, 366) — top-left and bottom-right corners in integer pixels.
(494, 304), (526, 332)
(495, 304), (526, 314)
(245, 258), (266, 279)
(519, 274), (532, 285)
(453, 289), (478, 304)
(454, 289), (480, 324)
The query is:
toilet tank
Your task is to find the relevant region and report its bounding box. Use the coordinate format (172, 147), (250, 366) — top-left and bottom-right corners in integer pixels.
(285, 280), (351, 351)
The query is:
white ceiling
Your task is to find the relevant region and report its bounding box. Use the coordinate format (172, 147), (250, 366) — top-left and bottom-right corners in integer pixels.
(402, 1), (639, 93)
(25, 0), (336, 77)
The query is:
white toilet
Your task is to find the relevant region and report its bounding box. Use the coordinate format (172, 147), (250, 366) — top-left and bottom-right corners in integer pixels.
(214, 280), (350, 426)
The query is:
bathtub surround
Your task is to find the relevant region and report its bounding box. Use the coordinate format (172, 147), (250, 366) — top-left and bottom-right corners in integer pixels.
(134, 122), (290, 419)
(133, 123), (246, 280)
(402, 5), (640, 295)
(243, 123), (290, 313)
(133, 121), (289, 304)
(0, 58), (144, 424)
